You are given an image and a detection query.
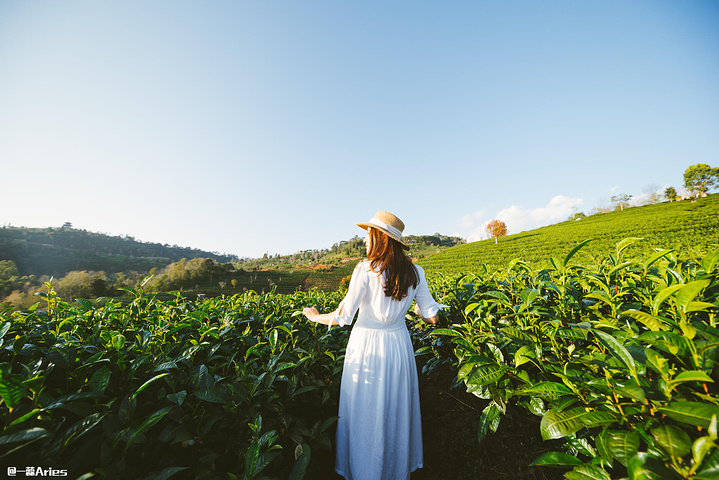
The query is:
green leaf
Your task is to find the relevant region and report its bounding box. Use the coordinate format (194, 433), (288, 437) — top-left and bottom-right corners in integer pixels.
(692, 436), (716, 468)
(269, 328), (279, 351)
(0, 322), (10, 340)
(623, 310), (666, 332)
(0, 375), (25, 410)
(585, 290), (612, 305)
(700, 449), (719, 472)
(580, 411), (619, 428)
(644, 249), (675, 270)
(520, 288), (539, 307)
(167, 391), (186, 406)
(564, 239), (594, 269)
(289, 443), (311, 480)
(608, 261), (638, 277)
(429, 328), (462, 337)
(645, 348), (669, 377)
(478, 402), (502, 444)
(540, 407), (586, 440)
(88, 366), (111, 394)
(56, 412), (107, 448)
(652, 284), (685, 315)
(132, 373), (170, 401)
(591, 329), (636, 377)
(694, 468), (719, 480)
(9, 408), (41, 427)
(677, 280), (711, 313)
(464, 303), (480, 315)
(687, 302), (718, 313)
(564, 464), (611, 480)
(628, 452), (676, 480)
(659, 402), (719, 429)
(529, 451), (583, 467)
(466, 364), (508, 386)
(651, 424), (691, 458)
(514, 345), (536, 367)
(595, 429), (612, 463)
(616, 237), (643, 255)
(125, 406), (172, 451)
(603, 429), (640, 467)
(667, 370), (714, 392)
(111, 333), (126, 349)
(153, 361), (178, 372)
(0, 427), (50, 445)
(520, 382), (573, 400)
(76, 298), (93, 310)
(702, 252), (719, 273)
(615, 384), (646, 402)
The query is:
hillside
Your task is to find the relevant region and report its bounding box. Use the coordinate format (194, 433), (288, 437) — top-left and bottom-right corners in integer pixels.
(419, 193), (719, 276)
(0, 226), (237, 277)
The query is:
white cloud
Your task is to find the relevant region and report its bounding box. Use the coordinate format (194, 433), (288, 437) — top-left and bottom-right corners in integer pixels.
(460, 209), (486, 228)
(461, 195), (583, 242)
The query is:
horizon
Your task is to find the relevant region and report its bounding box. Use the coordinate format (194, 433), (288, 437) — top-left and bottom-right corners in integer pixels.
(2, 1), (717, 258)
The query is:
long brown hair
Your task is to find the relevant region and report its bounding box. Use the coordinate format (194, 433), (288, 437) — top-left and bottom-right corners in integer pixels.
(367, 227), (419, 301)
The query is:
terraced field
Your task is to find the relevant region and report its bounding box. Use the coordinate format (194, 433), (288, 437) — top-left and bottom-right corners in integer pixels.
(420, 194), (719, 276)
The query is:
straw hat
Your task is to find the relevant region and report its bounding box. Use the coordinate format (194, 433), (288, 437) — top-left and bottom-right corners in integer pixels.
(356, 211), (408, 248)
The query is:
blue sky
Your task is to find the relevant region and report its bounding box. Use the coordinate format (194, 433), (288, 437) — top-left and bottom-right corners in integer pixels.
(1, 1), (718, 258)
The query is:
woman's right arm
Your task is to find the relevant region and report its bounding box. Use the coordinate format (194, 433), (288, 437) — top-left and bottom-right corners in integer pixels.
(303, 306), (341, 326)
(302, 261), (366, 328)
(414, 266), (446, 325)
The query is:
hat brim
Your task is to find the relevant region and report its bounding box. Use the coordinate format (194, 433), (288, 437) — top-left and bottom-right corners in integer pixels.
(356, 223), (409, 249)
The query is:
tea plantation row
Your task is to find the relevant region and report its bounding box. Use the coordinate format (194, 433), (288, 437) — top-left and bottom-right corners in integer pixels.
(421, 194), (719, 276)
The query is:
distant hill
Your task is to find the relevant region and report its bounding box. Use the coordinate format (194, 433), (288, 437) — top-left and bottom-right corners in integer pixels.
(0, 226), (237, 277)
(419, 193), (719, 276)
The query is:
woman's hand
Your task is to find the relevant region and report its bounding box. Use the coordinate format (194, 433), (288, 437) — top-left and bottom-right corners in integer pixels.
(302, 306), (339, 326)
(303, 307), (320, 322)
(414, 303), (438, 325)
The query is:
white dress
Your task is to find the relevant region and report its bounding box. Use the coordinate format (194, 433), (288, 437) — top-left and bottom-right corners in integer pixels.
(330, 260), (446, 480)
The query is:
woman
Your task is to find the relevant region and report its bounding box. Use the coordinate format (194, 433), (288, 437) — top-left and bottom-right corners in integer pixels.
(303, 210), (446, 480)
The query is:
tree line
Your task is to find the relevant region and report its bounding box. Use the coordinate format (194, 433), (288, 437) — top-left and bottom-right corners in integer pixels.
(0, 225), (237, 278)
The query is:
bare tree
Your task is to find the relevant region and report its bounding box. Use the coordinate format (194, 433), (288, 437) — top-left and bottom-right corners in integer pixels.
(641, 184), (661, 205)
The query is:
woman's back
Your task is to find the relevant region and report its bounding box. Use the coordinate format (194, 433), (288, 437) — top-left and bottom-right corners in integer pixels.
(332, 260), (438, 329)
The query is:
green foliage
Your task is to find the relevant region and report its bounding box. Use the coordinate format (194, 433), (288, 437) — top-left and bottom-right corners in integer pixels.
(684, 164), (719, 195)
(426, 241), (719, 479)
(0, 226), (237, 278)
(3, 234), (718, 478)
(0, 285), (346, 478)
(0, 260), (38, 299)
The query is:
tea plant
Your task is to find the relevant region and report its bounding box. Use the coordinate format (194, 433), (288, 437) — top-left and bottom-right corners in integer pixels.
(0, 284), (347, 479)
(429, 239), (719, 479)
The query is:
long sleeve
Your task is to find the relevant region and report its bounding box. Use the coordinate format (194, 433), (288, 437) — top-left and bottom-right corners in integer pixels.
(331, 261), (367, 328)
(414, 266), (447, 318)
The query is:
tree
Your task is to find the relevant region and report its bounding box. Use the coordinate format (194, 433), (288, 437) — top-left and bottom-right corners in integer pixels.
(684, 163), (719, 195)
(610, 194), (632, 212)
(485, 219), (508, 244)
(664, 186), (678, 202)
(642, 184), (661, 205)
